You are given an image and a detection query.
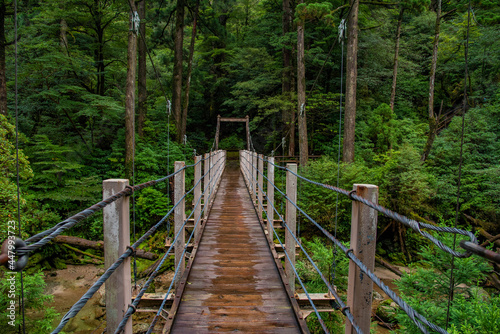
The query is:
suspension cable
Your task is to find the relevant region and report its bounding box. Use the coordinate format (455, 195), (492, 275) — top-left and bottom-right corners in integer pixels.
(50, 155), (216, 334)
(446, 0), (472, 328)
(115, 153), (223, 333)
(14, 0), (26, 332)
(261, 157), (478, 258)
(240, 156), (362, 333)
(242, 153), (449, 333)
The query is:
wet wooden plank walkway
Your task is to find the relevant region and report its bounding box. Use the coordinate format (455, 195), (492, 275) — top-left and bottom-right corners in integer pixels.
(169, 161), (302, 333)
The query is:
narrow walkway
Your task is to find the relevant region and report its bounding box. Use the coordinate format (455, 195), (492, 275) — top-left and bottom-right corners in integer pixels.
(170, 161), (301, 333)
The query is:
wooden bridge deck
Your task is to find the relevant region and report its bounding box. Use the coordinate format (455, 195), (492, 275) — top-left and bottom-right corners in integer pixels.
(169, 161), (302, 333)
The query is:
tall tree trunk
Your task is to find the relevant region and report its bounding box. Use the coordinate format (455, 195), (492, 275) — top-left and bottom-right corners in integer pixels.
(137, 0), (147, 138)
(342, 0), (359, 163)
(0, 1), (7, 116)
(172, 0), (185, 143)
(282, 0), (294, 156)
(125, 4), (137, 179)
(421, 0), (441, 162)
(297, 0), (308, 167)
(390, 7), (404, 112)
(181, 0), (199, 138)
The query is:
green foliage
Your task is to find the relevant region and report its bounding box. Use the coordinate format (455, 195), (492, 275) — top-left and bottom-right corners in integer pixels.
(429, 105), (500, 224)
(0, 271), (58, 333)
(394, 232), (493, 333)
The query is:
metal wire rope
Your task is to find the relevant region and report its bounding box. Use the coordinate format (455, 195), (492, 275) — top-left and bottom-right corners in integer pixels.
(145, 156), (225, 333)
(116, 154), (225, 333)
(49, 156), (216, 334)
(259, 156), (477, 259)
(239, 156), (362, 334)
(16, 168), (190, 259)
(246, 153), (449, 333)
(240, 159), (329, 334)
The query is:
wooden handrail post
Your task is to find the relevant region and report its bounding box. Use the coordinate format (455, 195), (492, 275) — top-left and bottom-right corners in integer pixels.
(204, 153), (210, 220)
(285, 163), (297, 292)
(103, 179), (132, 334)
(174, 161), (186, 287)
(194, 155), (202, 241)
(258, 154), (264, 221)
(267, 157), (275, 241)
(252, 152), (257, 203)
(346, 184), (378, 334)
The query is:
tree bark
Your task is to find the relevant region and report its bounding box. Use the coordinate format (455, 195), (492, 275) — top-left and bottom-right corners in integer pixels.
(389, 7), (404, 111)
(172, 0), (185, 143)
(342, 0), (359, 163)
(282, 0), (294, 156)
(422, 0), (441, 162)
(297, 0), (308, 166)
(53, 235), (158, 260)
(125, 3), (137, 180)
(181, 0), (199, 139)
(0, 1), (7, 116)
(137, 0), (147, 138)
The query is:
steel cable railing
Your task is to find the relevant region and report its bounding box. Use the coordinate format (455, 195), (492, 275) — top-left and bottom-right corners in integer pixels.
(115, 153), (226, 333)
(240, 153), (362, 334)
(241, 151), (450, 334)
(50, 152), (224, 334)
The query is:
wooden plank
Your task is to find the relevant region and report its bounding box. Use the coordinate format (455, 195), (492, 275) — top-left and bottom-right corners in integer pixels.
(219, 117), (248, 122)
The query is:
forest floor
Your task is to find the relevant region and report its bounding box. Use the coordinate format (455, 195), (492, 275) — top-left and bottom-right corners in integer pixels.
(43, 264), (401, 333)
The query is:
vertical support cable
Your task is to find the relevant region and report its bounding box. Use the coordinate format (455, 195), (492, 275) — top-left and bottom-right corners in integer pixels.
(14, 0), (26, 332)
(446, 0), (471, 327)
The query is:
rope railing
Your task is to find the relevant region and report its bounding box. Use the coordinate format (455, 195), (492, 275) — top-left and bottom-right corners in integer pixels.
(47, 151), (225, 334)
(115, 153), (226, 333)
(239, 153), (362, 334)
(240, 156), (353, 334)
(259, 155), (478, 259)
(240, 151), (451, 334)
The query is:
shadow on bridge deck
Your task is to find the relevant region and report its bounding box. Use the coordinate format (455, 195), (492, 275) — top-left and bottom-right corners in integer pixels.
(168, 160), (303, 333)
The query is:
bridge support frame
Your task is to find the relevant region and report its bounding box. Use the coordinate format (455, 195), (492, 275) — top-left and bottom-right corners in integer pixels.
(204, 153), (210, 220)
(285, 163), (297, 292)
(346, 184), (378, 334)
(103, 179), (132, 334)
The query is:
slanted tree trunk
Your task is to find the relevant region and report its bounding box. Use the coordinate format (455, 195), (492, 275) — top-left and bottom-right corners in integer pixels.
(125, 2), (138, 179)
(137, 0), (147, 138)
(421, 0), (441, 162)
(297, 0), (307, 166)
(0, 1), (7, 116)
(390, 7), (404, 111)
(181, 0), (199, 138)
(342, 0), (359, 163)
(172, 0), (185, 143)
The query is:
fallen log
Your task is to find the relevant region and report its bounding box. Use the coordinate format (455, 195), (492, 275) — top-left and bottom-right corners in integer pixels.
(463, 214), (500, 248)
(375, 256), (403, 277)
(53, 235), (158, 260)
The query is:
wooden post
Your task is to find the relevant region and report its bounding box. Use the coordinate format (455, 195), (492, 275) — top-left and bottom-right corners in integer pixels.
(215, 115), (221, 150)
(246, 115), (250, 150)
(194, 155), (202, 241)
(103, 179), (132, 334)
(346, 184), (378, 334)
(204, 153), (210, 220)
(252, 152), (257, 204)
(267, 157), (275, 241)
(285, 163), (297, 291)
(174, 161), (186, 287)
(258, 154), (264, 221)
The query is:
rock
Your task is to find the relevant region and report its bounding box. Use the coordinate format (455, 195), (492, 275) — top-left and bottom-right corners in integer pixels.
(376, 299), (398, 323)
(373, 291), (384, 301)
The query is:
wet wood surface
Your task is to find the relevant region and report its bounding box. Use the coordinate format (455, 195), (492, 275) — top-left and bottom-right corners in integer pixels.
(170, 161), (301, 333)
